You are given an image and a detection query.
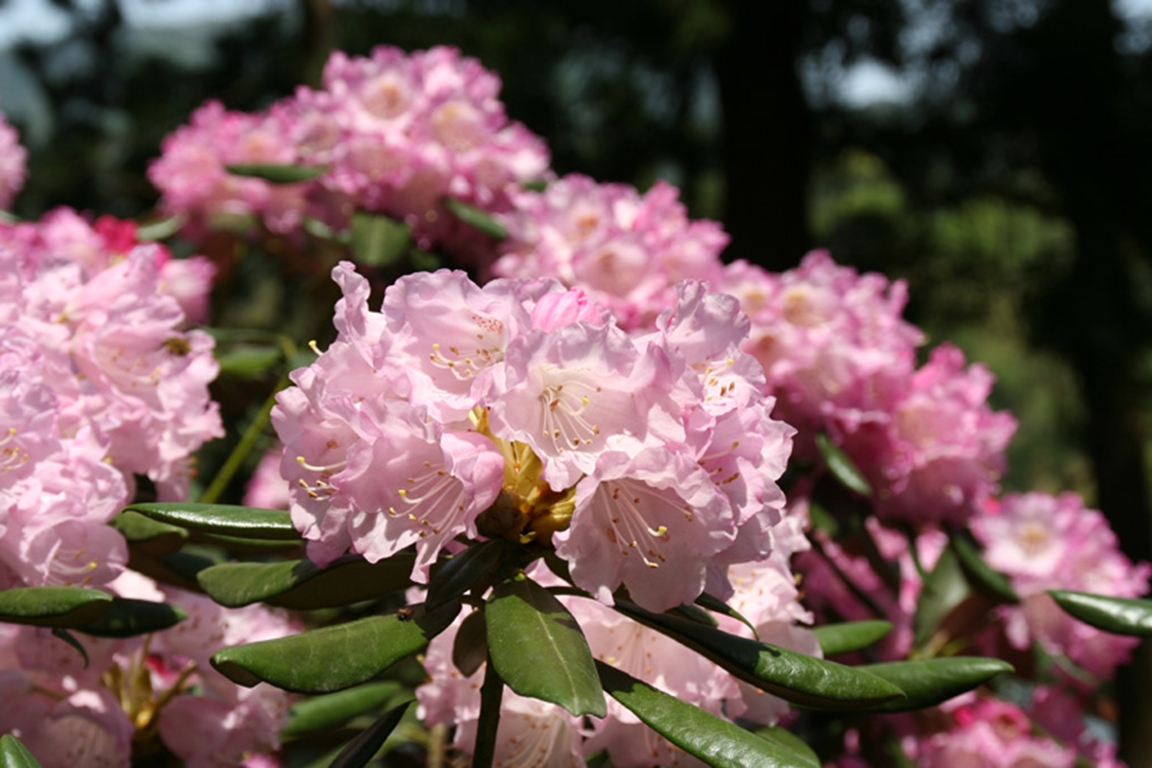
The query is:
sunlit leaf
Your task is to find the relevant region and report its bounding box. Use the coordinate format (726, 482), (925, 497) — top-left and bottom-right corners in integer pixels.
(75, 598), (186, 638)
(0, 586), (112, 628)
(443, 197), (508, 239)
(125, 502), (299, 540)
(614, 601), (903, 710)
(597, 662), (811, 767)
(216, 345), (284, 379)
(859, 657), (1013, 712)
(486, 578), (606, 717)
(813, 620), (893, 656)
(197, 554), (415, 609)
(329, 700), (412, 768)
(0, 734), (42, 767)
(211, 602), (459, 693)
(1049, 590), (1152, 636)
(754, 727), (821, 768)
(282, 681), (404, 736)
(111, 510), (188, 556)
(815, 433), (872, 496)
(225, 163), (328, 183)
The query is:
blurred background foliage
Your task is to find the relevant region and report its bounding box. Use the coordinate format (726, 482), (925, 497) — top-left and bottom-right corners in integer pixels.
(2, 0), (1152, 752)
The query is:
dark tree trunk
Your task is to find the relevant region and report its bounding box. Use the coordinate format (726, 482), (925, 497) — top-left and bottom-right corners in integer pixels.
(715, 0), (811, 270)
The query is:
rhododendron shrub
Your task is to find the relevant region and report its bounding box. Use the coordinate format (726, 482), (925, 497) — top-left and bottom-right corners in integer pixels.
(2, 45), (1148, 768)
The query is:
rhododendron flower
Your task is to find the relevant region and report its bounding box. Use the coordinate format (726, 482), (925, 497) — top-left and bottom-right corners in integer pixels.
(493, 174), (728, 330)
(0, 112), (27, 209)
(151, 46), (550, 260)
(718, 250), (922, 443)
(274, 263), (794, 610)
(973, 492), (1150, 678)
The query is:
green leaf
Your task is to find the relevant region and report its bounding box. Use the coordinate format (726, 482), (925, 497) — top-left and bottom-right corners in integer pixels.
(75, 598), (186, 638)
(111, 510), (188, 556)
(427, 540), (516, 610)
(950, 532), (1019, 604)
(597, 661), (810, 768)
(197, 554), (415, 609)
(211, 602), (460, 693)
(859, 657), (1013, 712)
(485, 578), (606, 717)
(0, 586), (112, 628)
(224, 163), (328, 183)
(124, 502), (299, 540)
(0, 734), (43, 767)
(913, 545), (970, 650)
(1049, 590), (1152, 636)
(350, 211), (412, 267)
(815, 433), (872, 496)
(215, 344), (284, 379)
(695, 592), (756, 637)
(452, 608), (488, 677)
(329, 700), (412, 768)
(135, 214), (186, 241)
(443, 197), (508, 240)
(813, 620), (894, 656)
(613, 600), (903, 710)
(282, 681), (404, 736)
(754, 727), (821, 768)
(126, 550), (216, 592)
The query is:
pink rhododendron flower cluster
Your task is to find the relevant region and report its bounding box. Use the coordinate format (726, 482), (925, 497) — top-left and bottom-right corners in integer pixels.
(0, 112), (26, 210)
(973, 492), (1151, 678)
(273, 263), (795, 611)
(0, 573), (296, 768)
(491, 174), (728, 330)
(151, 46), (550, 256)
(416, 556), (817, 766)
(0, 210), (222, 503)
(718, 250), (923, 440)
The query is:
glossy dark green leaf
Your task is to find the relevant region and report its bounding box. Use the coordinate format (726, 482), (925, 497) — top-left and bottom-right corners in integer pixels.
(951, 533), (1019, 603)
(126, 550), (215, 592)
(1049, 590), (1152, 636)
(329, 699), (411, 768)
(0, 734), (42, 767)
(125, 502), (299, 540)
(452, 608), (488, 677)
(111, 510), (188, 556)
(0, 586), (112, 628)
(614, 601), (903, 710)
(224, 163), (328, 183)
(443, 197), (508, 240)
(75, 598), (186, 638)
(427, 539), (514, 610)
(215, 344), (283, 379)
(694, 592), (755, 637)
(913, 545), (970, 650)
(597, 662), (809, 768)
(859, 657), (1013, 712)
(485, 578), (606, 717)
(282, 681), (404, 736)
(211, 602), (459, 693)
(816, 433), (872, 496)
(754, 727), (821, 768)
(197, 554), (415, 609)
(813, 620), (894, 656)
(350, 211), (411, 267)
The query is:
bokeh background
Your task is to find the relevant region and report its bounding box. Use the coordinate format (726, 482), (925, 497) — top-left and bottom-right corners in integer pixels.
(3, 0), (1152, 756)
